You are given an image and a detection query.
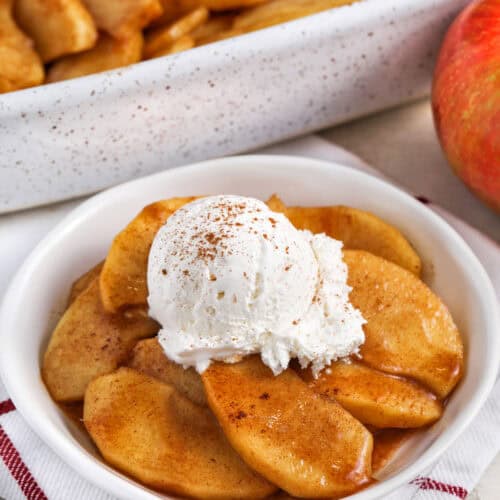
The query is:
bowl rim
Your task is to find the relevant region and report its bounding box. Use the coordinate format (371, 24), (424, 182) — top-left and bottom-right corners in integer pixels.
(1, 154), (498, 500)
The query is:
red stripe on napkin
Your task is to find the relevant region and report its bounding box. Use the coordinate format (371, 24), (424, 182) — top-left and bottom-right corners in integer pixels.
(0, 399), (15, 416)
(412, 476), (468, 499)
(0, 425), (47, 500)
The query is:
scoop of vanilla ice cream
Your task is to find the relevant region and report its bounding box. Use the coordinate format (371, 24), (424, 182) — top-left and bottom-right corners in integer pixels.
(147, 195), (365, 375)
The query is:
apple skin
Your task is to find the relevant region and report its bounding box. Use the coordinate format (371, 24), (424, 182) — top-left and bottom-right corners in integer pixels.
(432, 0), (500, 211)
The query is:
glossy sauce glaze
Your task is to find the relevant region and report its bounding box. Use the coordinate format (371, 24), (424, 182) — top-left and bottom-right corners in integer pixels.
(372, 428), (418, 475)
(60, 402), (85, 433)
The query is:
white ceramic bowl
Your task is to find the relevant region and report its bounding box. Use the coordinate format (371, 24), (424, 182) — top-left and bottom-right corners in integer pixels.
(1, 155), (498, 500)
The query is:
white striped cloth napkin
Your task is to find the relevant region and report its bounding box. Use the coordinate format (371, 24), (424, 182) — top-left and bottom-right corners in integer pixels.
(0, 135), (498, 499)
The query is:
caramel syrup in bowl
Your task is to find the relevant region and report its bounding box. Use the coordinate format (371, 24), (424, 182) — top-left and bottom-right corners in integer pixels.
(372, 428), (417, 474)
(60, 402), (85, 433)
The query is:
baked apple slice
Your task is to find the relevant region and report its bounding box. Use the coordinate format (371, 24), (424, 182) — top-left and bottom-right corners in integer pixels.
(82, 0), (162, 40)
(15, 0), (97, 62)
(266, 194), (287, 212)
(128, 337), (207, 406)
(84, 367), (276, 499)
(67, 262), (104, 305)
(100, 197), (198, 312)
(303, 361), (442, 428)
(268, 195), (421, 276)
(43, 277), (158, 402)
(46, 32), (144, 83)
(202, 356), (373, 498)
(0, 0), (45, 93)
(344, 250), (463, 398)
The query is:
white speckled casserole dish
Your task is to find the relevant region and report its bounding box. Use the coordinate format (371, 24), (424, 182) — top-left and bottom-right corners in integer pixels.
(0, 0), (468, 213)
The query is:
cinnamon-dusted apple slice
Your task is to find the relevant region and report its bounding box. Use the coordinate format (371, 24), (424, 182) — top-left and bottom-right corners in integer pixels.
(128, 337), (207, 406)
(232, 0), (357, 32)
(303, 361), (442, 428)
(67, 261), (104, 305)
(15, 0), (97, 62)
(268, 195), (421, 276)
(202, 356), (373, 498)
(265, 193), (287, 212)
(344, 250), (463, 398)
(100, 196), (198, 313)
(46, 32), (143, 83)
(82, 0), (163, 40)
(43, 277), (158, 402)
(84, 368), (276, 499)
(0, 0), (44, 93)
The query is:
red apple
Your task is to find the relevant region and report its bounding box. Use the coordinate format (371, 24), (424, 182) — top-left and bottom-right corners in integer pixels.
(432, 0), (499, 211)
